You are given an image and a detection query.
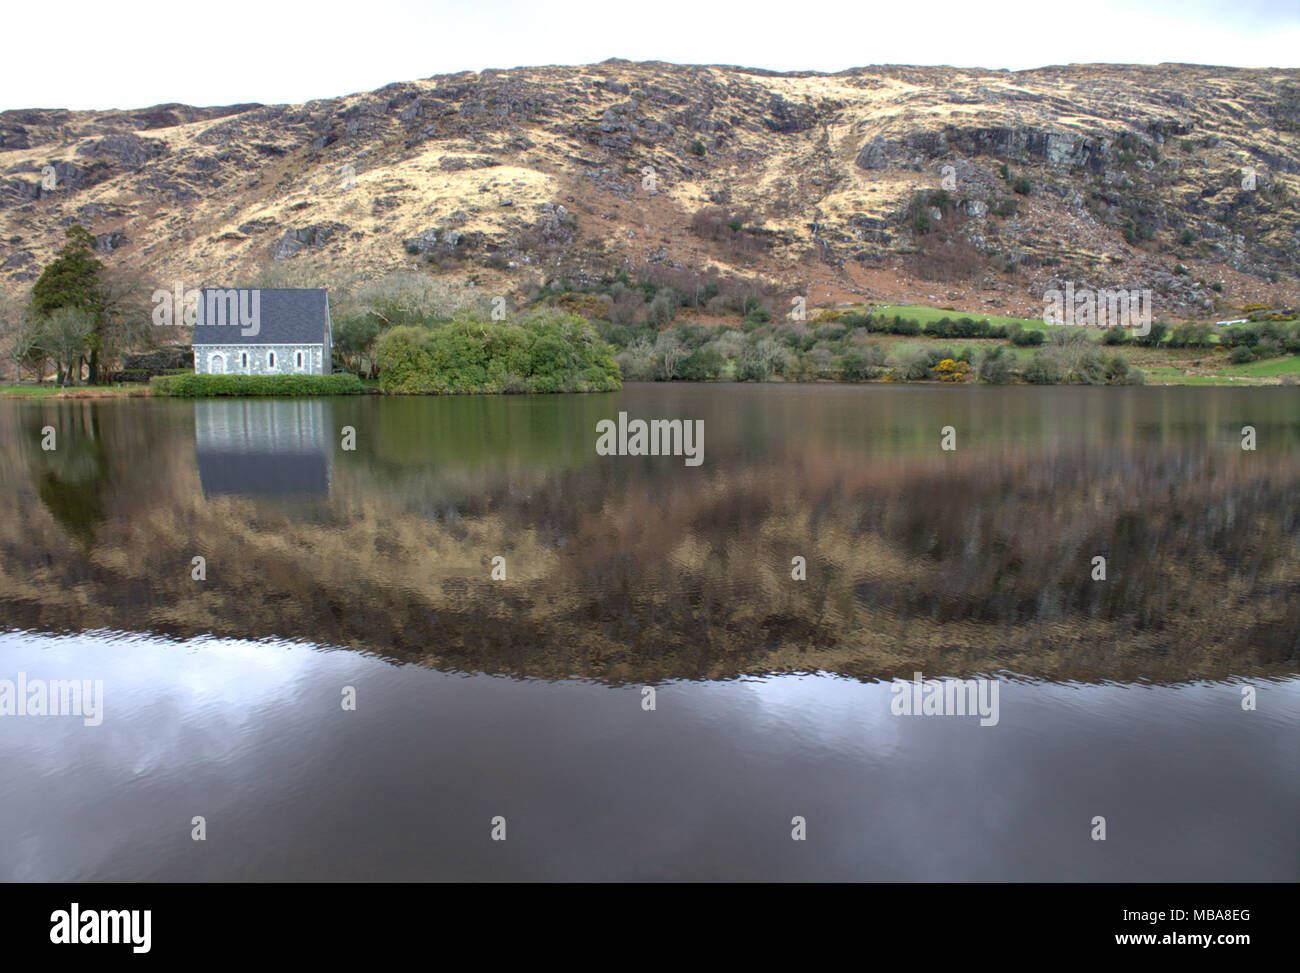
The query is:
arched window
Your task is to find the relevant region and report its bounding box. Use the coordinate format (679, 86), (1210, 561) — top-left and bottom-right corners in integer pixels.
(267, 351), (277, 370)
(209, 352), (226, 374)
(295, 350), (304, 370)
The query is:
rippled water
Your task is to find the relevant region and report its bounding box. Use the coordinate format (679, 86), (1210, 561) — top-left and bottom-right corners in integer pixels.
(0, 385), (1297, 880)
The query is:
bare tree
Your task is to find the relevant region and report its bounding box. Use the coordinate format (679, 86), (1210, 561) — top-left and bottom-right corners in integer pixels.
(99, 266), (159, 371)
(0, 291), (43, 382)
(42, 307), (96, 385)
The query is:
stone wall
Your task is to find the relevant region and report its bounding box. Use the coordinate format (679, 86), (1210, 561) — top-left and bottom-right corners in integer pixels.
(193, 344), (328, 375)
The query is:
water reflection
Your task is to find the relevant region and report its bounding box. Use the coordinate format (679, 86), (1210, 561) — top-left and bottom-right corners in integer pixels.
(0, 628), (1295, 881)
(0, 386), (1294, 683)
(0, 386), (1296, 881)
(194, 400), (333, 497)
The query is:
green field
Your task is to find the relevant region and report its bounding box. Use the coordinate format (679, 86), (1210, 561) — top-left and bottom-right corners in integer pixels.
(1224, 354), (1300, 377)
(873, 304), (1051, 330)
(872, 305), (1297, 349)
(0, 383), (150, 398)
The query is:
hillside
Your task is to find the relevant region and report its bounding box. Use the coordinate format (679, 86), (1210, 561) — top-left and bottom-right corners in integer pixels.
(2, 60), (1298, 317)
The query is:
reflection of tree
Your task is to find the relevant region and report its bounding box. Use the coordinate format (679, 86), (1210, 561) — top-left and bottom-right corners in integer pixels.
(26, 405), (109, 549)
(0, 408), (1295, 684)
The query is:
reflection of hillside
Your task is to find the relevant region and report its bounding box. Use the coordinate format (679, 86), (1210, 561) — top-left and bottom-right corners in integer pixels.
(0, 400), (1294, 684)
(195, 400), (333, 497)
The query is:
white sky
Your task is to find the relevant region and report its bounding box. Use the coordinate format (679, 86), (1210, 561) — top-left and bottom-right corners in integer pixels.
(3, 0), (1298, 111)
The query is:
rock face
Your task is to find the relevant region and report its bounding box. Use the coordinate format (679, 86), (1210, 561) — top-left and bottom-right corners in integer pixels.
(0, 61), (1296, 313)
(271, 222), (349, 261)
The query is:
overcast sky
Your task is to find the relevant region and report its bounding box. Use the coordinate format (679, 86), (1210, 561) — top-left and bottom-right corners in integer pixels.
(4, 0), (1297, 111)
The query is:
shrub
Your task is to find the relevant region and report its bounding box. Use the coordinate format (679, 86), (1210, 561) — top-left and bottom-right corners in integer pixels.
(742, 298), (771, 327)
(895, 348), (934, 381)
(906, 236), (984, 282)
(840, 346), (886, 381)
(1023, 351), (1065, 384)
(1222, 324), (1262, 348)
(976, 345), (1015, 384)
(647, 292), (677, 326)
(1133, 321), (1169, 347)
(1105, 355), (1131, 384)
(678, 346), (724, 380)
(954, 317), (991, 338)
(1013, 177), (1031, 196)
(1168, 322), (1212, 348)
(688, 206), (769, 256)
(1009, 324), (1045, 347)
(933, 358), (970, 382)
(615, 336), (658, 381)
(689, 139), (706, 156)
(150, 373), (364, 397)
(374, 312), (621, 394)
(1229, 345), (1256, 364)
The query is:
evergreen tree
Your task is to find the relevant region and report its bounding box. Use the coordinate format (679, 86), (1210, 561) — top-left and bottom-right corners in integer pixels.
(31, 225), (106, 382)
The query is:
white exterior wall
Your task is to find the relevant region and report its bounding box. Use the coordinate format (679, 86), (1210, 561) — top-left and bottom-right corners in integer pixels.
(193, 344), (327, 376)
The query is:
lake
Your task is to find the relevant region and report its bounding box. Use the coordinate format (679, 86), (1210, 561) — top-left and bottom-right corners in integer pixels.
(0, 384), (1297, 880)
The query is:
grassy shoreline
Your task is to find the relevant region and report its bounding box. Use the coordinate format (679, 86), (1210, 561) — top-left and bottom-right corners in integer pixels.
(3, 303), (1296, 397)
(2, 358), (1295, 398)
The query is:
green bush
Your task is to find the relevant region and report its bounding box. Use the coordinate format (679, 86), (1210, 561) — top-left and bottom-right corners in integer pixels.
(840, 346), (886, 381)
(1024, 351), (1065, 385)
(742, 298), (771, 327)
(373, 311), (622, 394)
(1229, 345), (1256, 364)
(1133, 321), (1169, 347)
(150, 373), (364, 397)
(1009, 325), (1045, 347)
(1168, 322), (1212, 348)
(976, 346), (1015, 384)
(678, 346), (724, 380)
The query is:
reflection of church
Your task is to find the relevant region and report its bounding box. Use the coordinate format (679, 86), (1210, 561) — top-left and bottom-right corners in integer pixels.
(194, 400), (332, 496)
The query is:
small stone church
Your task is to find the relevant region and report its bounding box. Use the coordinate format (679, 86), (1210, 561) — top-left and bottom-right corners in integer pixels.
(192, 288), (333, 376)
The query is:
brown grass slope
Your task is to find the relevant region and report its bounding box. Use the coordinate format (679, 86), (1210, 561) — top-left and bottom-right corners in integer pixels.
(1, 61), (1298, 316)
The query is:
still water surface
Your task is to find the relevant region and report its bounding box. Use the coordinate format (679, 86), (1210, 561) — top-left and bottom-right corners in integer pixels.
(0, 385), (1297, 880)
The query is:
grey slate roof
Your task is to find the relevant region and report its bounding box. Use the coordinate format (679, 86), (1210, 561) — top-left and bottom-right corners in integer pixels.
(196, 451), (331, 496)
(192, 288), (329, 345)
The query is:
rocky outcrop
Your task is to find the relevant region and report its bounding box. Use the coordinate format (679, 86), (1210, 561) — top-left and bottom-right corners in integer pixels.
(271, 222), (349, 260)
